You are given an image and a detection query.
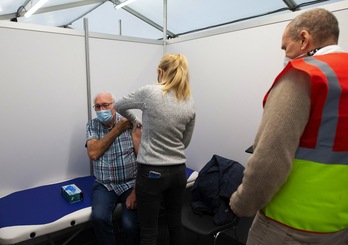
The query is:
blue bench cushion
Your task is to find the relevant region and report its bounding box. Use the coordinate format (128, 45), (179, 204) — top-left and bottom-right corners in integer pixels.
(0, 176), (95, 228)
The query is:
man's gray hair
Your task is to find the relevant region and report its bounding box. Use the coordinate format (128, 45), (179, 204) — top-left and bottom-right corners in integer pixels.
(287, 8), (339, 45)
(93, 91), (116, 104)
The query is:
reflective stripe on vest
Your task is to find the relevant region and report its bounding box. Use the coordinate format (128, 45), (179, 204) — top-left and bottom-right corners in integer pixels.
(262, 53), (348, 233)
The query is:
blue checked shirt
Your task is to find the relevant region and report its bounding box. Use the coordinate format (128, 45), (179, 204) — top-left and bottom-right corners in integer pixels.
(86, 113), (137, 195)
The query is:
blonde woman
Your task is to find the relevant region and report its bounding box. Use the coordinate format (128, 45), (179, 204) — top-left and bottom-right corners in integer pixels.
(114, 53), (196, 245)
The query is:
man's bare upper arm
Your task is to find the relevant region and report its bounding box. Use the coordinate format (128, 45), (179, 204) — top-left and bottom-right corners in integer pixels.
(131, 127), (142, 155)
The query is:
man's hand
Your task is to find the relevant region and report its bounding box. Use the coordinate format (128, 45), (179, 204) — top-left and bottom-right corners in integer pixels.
(87, 118), (133, 160)
(118, 117), (132, 131)
(126, 188), (137, 209)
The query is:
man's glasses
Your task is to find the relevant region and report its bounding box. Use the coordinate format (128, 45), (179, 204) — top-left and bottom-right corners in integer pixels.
(93, 102), (114, 110)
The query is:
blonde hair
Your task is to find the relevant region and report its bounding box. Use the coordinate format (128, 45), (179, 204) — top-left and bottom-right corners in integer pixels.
(157, 53), (191, 101)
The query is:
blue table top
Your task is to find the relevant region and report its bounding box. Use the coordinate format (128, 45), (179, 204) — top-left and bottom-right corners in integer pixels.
(0, 168), (196, 228)
(0, 176), (95, 228)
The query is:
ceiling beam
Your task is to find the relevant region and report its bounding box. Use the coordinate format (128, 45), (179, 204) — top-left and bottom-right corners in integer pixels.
(65, 0), (175, 37)
(0, 0), (106, 20)
(121, 5), (176, 38)
(64, 1), (108, 27)
(110, 0), (175, 38)
(0, 0), (176, 37)
(282, 0), (300, 11)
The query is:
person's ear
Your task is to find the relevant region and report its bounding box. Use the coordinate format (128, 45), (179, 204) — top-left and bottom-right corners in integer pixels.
(157, 68), (164, 82)
(299, 30), (310, 50)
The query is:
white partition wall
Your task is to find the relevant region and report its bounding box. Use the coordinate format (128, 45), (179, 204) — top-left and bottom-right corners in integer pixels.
(166, 2), (348, 170)
(166, 24), (286, 170)
(0, 23), (163, 197)
(87, 34), (163, 117)
(0, 1), (347, 196)
(0, 23), (90, 197)
(0, 24), (162, 197)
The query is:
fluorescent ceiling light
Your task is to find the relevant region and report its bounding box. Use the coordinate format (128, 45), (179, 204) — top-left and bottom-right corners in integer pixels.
(24, 0), (49, 18)
(115, 0), (136, 9)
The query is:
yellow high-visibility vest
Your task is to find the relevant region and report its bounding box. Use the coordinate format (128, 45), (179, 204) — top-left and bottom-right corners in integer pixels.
(262, 53), (348, 233)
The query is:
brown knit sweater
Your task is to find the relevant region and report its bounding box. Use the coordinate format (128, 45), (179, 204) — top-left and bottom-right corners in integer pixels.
(230, 68), (311, 217)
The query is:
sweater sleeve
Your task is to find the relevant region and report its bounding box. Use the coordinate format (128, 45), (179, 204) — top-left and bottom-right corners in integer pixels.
(229, 69), (311, 217)
(114, 86), (150, 121)
(182, 112), (196, 148)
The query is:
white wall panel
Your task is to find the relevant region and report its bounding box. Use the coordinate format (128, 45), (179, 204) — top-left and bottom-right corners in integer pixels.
(0, 1), (346, 197)
(0, 24), (89, 197)
(87, 35), (163, 119)
(166, 3), (348, 171)
(166, 23), (286, 170)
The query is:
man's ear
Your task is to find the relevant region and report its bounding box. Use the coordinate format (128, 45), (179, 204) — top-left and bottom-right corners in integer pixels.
(299, 30), (310, 50)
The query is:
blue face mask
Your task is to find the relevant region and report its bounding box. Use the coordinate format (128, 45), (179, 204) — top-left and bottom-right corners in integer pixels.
(96, 109), (113, 124)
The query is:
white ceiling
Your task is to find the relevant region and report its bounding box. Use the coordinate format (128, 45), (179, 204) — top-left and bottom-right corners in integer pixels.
(0, 0), (343, 39)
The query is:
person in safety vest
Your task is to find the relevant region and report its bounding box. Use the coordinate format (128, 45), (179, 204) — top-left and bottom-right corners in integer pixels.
(230, 8), (348, 244)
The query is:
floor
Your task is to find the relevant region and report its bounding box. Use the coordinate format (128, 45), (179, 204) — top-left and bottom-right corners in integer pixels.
(18, 215), (252, 245)
(184, 215), (254, 245)
(15, 188), (253, 245)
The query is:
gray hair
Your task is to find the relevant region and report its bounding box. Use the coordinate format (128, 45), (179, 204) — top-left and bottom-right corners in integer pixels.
(287, 8), (339, 46)
(93, 91), (116, 104)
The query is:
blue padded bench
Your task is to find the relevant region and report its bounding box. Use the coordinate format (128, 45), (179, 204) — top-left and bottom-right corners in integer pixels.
(0, 168), (198, 244)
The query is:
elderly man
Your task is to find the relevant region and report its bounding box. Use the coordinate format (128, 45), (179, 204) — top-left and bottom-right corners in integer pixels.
(230, 8), (348, 244)
(86, 91), (141, 245)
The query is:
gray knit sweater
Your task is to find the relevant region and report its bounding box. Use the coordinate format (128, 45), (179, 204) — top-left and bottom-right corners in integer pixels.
(114, 84), (196, 165)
